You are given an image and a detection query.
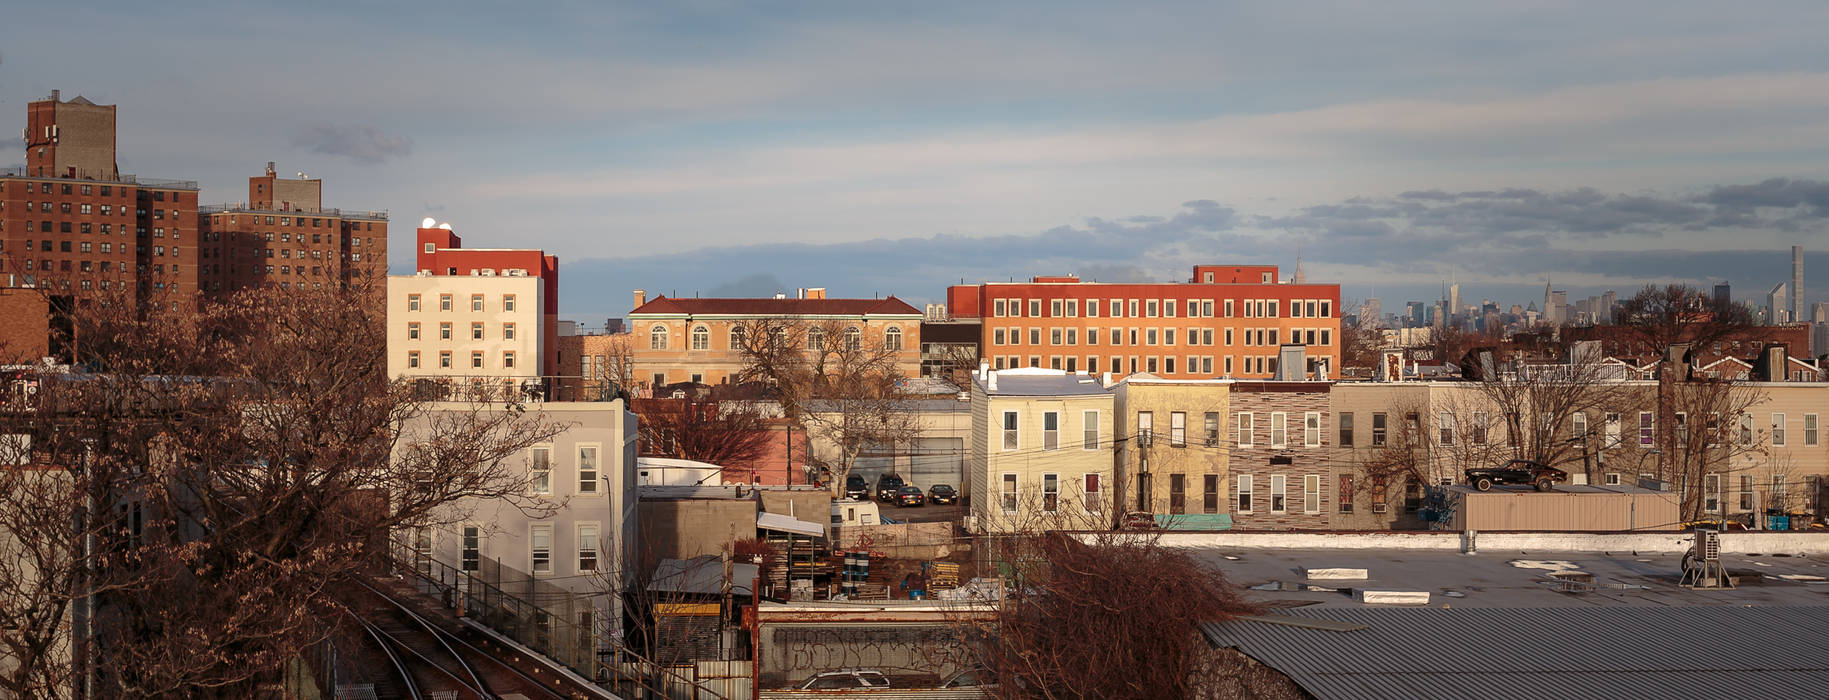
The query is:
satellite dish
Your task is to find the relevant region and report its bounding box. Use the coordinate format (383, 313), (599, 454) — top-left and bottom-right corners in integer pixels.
(438, 223), (452, 230)
(421, 217), (437, 228)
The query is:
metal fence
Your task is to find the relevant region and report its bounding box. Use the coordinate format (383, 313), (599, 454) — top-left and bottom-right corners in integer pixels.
(389, 540), (737, 699)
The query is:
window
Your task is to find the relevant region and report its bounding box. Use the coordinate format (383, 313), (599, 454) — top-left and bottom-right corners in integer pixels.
(461, 525), (481, 572)
(1237, 475), (1253, 513)
(408, 322), (421, 340)
(1772, 413), (1786, 447)
(1030, 329), (1041, 346)
(1169, 474), (1186, 514)
(1572, 412), (1588, 441)
(1806, 414), (1819, 446)
(1204, 412), (1220, 447)
(577, 523), (600, 572)
(503, 322), (516, 340)
(407, 294), (422, 311)
(530, 447), (552, 494)
(1469, 412), (1488, 445)
(1043, 412), (1060, 451)
(1051, 329), (1063, 346)
(1051, 300), (1063, 317)
(1236, 412), (1254, 447)
(1002, 411), (1020, 451)
(471, 351), (485, 368)
(1085, 474), (1103, 513)
(994, 299), (1007, 317)
(1439, 412), (1456, 446)
(1110, 299), (1122, 317)
(691, 325), (710, 350)
(472, 321), (485, 340)
(1738, 474), (1754, 511)
(649, 325), (668, 349)
(1339, 475), (1354, 513)
(1029, 300), (1041, 317)
(439, 351), (452, 368)
(885, 327), (903, 351)
(1604, 413), (1621, 448)
(1270, 412), (1287, 448)
(1703, 473), (1721, 513)
(1270, 475), (1287, 513)
(1041, 474), (1060, 513)
(407, 351), (421, 368)
(531, 524), (553, 574)
(1146, 300), (1159, 317)
(1304, 475), (1321, 514)
(1371, 412), (1386, 446)
(578, 446), (600, 494)
(1305, 412), (1321, 447)
(1111, 328), (1122, 345)
(471, 294), (484, 312)
(1001, 474), (1019, 513)
(500, 294), (516, 312)
(439, 294), (453, 311)
(1639, 412), (1656, 447)
(1739, 413), (1754, 446)
(844, 327), (862, 351)
(1605, 473), (1622, 486)
(1170, 412), (1187, 447)
(1771, 474), (1787, 510)
(1675, 412), (1688, 443)
(1339, 412), (1354, 447)
(1137, 411), (1153, 447)
(1083, 410), (1100, 450)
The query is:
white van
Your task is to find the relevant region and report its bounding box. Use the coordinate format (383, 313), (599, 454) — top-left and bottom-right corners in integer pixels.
(831, 499), (881, 527)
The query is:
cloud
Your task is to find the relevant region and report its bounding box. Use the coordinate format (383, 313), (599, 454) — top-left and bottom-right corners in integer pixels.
(708, 273), (789, 297)
(289, 123), (412, 164)
(1702, 178), (1829, 214)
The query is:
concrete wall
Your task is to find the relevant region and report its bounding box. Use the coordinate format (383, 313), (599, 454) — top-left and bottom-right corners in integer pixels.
(1124, 530), (1829, 555)
(637, 497), (757, 562)
(758, 488), (831, 525)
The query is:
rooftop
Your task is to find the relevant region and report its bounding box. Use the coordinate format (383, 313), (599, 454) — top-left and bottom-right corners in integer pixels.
(973, 367), (1111, 397)
(629, 296), (923, 317)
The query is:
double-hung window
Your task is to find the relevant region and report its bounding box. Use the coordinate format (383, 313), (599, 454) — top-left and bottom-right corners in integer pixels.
(1170, 412), (1186, 447)
(1002, 411), (1020, 451)
(577, 446), (600, 493)
(1270, 475), (1287, 513)
(531, 524), (553, 574)
(577, 523), (600, 572)
(530, 447), (552, 494)
(1043, 412), (1060, 451)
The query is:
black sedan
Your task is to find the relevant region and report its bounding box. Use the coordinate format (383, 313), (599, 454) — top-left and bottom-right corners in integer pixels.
(895, 485), (926, 507)
(928, 484), (957, 505)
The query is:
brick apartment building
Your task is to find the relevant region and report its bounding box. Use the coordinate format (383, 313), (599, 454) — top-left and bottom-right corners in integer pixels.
(1, 91), (199, 309)
(1, 91), (390, 359)
(626, 288), (923, 389)
(945, 264), (1341, 382)
(1228, 379), (1338, 529)
(197, 162), (388, 294)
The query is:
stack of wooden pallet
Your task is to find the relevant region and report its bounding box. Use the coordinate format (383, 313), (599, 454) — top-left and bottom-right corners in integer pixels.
(929, 561), (960, 590)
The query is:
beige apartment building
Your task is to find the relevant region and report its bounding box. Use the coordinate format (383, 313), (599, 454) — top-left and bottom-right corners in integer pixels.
(387, 273), (546, 393)
(626, 289), (923, 389)
(1112, 374), (1231, 525)
(966, 367), (1114, 532)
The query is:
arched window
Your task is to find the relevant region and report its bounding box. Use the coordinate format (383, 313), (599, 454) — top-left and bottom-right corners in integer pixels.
(844, 326), (862, 351)
(884, 326), (903, 351)
(649, 325), (668, 350)
(807, 326), (826, 351)
(729, 325), (747, 350)
(691, 325), (710, 350)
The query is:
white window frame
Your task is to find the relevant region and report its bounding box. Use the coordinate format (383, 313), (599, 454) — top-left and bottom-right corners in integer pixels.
(1083, 473), (1103, 513)
(577, 444), (601, 495)
(1042, 473), (1060, 513)
(1170, 411), (1186, 447)
(1002, 411), (1020, 451)
(461, 524), (481, 572)
(1082, 410), (1100, 451)
(1806, 413), (1819, 446)
(1236, 412), (1254, 448)
(1639, 411), (1655, 447)
(1236, 475), (1253, 513)
(1001, 473), (1019, 514)
(530, 446), (552, 495)
(1304, 412), (1321, 447)
(531, 523), (554, 575)
(1043, 411), (1060, 451)
(1772, 413), (1786, 447)
(1303, 474), (1320, 514)
(576, 522), (600, 572)
(1270, 412), (1287, 448)
(1270, 474), (1287, 513)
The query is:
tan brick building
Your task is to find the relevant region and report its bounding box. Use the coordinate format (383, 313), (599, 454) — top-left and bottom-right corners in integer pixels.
(1111, 374), (1231, 525)
(626, 289), (922, 389)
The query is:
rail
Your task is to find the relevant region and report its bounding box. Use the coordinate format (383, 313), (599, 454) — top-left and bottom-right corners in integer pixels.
(357, 579), (491, 697)
(199, 202), (390, 220)
(387, 542), (732, 699)
(0, 166), (198, 189)
(360, 621), (425, 700)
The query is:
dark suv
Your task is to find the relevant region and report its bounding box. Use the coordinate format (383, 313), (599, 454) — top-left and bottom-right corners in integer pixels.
(928, 484), (957, 505)
(845, 475), (870, 500)
(1465, 459), (1568, 492)
(875, 474), (905, 503)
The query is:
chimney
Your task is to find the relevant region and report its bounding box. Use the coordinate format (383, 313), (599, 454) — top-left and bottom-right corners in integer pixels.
(50, 90), (59, 102)
(266, 161), (276, 177)
(1102, 371), (1114, 387)
(1275, 345), (1306, 381)
(633, 289), (647, 309)
(1762, 344), (1788, 382)
(987, 370), (999, 392)
(806, 287), (826, 300)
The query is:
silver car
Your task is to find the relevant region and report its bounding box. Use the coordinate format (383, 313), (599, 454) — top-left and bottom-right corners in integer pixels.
(799, 669), (890, 690)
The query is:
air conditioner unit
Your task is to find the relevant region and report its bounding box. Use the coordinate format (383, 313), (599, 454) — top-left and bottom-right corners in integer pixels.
(481, 269), (496, 276)
(1371, 504), (1389, 514)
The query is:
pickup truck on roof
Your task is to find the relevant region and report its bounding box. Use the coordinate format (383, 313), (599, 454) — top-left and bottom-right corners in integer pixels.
(1464, 459), (1567, 492)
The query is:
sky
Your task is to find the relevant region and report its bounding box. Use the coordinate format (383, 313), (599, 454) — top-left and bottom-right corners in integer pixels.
(4, 1), (1828, 324)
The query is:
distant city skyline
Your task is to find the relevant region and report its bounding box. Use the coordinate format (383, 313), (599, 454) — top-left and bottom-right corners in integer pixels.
(3, 2), (1827, 323)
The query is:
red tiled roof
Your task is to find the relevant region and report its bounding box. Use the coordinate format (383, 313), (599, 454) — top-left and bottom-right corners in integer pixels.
(630, 296), (923, 316)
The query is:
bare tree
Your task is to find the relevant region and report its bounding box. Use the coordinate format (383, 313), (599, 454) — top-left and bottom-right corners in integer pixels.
(0, 283), (564, 697)
(733, 318), (921, 496)
(966, 531), (1257, 699)
(636, 397), (776, 478)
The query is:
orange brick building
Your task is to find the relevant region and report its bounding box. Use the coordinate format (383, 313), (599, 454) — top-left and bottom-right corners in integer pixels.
(197, 163), (387, 295)
(946, 264), (1341, 381)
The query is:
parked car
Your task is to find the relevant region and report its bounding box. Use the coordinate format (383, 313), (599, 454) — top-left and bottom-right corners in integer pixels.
(928, 483), (957, 505)
(799, 669), (890, 690)
(1465, 459), (1568, 492)
(875, 474), (906, 503)
(845, 474), (870, 500)
(941, 667), (994, 688)
(896, 485), (926, 507)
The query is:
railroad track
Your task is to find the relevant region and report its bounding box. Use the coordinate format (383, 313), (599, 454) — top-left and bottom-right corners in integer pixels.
(347, 578), (579, 700)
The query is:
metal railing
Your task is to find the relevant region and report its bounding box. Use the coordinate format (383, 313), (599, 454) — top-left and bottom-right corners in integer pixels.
(0, 166), (198, 189)
(403, 375), (624, 404)
(199, 203), (389, 220)
(387, 541), (732, 699)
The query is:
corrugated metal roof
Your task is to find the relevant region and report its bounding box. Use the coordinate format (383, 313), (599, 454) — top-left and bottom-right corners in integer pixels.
(1203, 606), (1829, 699)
